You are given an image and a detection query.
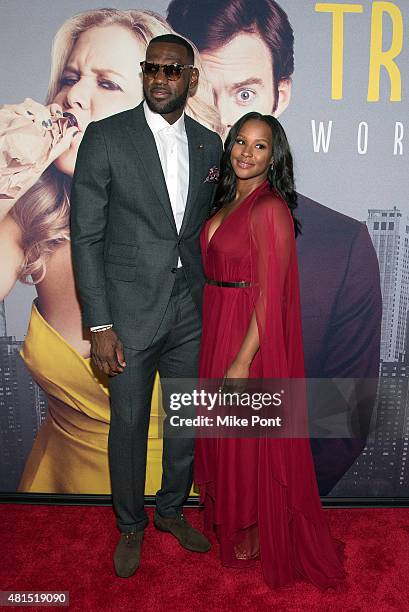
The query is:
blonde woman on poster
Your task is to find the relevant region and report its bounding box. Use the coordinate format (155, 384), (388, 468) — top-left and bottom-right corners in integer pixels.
(0, 8), (218, 494)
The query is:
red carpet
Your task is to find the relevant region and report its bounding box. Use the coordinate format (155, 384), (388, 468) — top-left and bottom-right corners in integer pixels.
(1, 505), (408, 611)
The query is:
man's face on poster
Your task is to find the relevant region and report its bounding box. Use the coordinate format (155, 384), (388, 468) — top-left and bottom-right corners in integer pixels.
(200, 32), (291, 138)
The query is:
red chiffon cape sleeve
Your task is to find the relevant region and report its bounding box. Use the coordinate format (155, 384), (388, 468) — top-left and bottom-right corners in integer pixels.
(249, 188), (305, 379)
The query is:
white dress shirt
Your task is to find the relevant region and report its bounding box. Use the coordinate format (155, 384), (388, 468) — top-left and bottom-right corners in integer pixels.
(143, 100), (189, 242)
(90, 101), (189, 331)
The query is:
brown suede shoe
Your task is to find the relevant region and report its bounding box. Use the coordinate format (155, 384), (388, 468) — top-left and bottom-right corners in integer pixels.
(154, 510), (211, 553)
(113, 531), (144, 578)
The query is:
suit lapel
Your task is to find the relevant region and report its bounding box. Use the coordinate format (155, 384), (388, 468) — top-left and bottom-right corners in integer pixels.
(179, 116), (204, 236)
(125, 104), (177, 233)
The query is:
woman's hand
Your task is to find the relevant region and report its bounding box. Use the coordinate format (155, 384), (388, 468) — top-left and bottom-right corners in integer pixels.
(223, 311), (259, 391)
(224, 359), (250, 380)
(0, 98), (79, 221)
(222, 359), (250, 396)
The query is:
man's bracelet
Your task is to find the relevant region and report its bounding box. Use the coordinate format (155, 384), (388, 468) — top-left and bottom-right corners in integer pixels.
(90, 324), (113, 333)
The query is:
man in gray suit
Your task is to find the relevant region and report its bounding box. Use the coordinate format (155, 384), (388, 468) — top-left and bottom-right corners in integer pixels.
(70, 34), (222, 578)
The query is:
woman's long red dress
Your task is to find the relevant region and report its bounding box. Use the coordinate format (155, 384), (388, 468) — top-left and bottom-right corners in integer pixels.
(195, 180), (346, 590)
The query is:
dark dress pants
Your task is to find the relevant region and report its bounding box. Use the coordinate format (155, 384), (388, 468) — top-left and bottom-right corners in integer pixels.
(108, 268), (201, 533)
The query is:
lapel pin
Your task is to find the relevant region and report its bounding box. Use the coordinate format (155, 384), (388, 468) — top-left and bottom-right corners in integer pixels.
(198, 143), (204, 149)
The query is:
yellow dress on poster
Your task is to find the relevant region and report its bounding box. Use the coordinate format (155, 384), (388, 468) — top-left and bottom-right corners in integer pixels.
(18, 300), (167, 495)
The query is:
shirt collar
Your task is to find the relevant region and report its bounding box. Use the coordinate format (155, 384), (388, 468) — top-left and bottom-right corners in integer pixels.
(143, 100), (186, 137)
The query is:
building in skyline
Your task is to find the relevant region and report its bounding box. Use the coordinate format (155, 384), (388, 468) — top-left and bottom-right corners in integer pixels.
(333, 353), (409, 497)
(0, 301), (6, 336)
(367, 207), (409, 362)
(332, 296), (409, 497)
(0, 302), (47, 491)
(330, 209), (409, 496)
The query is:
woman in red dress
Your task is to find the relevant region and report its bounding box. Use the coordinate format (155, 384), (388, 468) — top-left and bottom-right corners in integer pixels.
(195, 112), (346, 590)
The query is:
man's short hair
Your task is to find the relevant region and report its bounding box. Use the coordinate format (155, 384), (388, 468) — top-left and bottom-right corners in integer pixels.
(148, 33), (194, 64)
(167, 0), (294, 108)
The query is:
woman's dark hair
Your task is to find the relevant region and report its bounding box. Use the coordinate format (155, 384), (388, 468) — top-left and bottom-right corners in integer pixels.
(167, 0), (294, 113)
(212, 112), (301, 236)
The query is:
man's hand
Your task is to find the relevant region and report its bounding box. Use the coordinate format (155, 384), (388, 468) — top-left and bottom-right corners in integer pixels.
(90, 327), (126, 376)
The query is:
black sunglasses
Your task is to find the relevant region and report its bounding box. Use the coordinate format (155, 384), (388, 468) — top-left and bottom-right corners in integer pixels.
(140, 61), (194, 81)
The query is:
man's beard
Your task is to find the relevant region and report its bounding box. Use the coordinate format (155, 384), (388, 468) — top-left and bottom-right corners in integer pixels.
(144, 82), (190, 115)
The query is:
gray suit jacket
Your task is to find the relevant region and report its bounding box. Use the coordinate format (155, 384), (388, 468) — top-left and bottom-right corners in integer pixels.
(70, 102), (223, 349)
